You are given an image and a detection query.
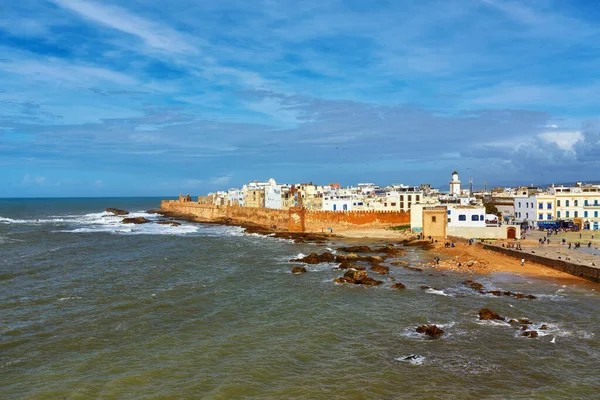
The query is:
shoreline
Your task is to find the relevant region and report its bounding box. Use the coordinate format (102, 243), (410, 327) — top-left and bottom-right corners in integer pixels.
(159, 209), (597, 284)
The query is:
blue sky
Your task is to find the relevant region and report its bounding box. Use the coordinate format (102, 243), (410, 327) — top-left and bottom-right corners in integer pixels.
(1, 0), (600, 197)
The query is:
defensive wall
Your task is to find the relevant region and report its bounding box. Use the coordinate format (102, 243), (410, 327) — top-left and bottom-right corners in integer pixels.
(160, 200), (410, 233)
(483, 244), (600, 283)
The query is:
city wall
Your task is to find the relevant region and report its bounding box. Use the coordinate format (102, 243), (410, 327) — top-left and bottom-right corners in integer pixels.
(483, 244), (600, 283)
(160, 200), (410, 233)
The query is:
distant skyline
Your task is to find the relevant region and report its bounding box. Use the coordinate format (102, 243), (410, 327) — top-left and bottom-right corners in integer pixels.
(2, 0), (600, 197)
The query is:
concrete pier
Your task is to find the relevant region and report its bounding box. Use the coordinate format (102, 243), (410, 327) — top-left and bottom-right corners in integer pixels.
(483, 244), (600, 283)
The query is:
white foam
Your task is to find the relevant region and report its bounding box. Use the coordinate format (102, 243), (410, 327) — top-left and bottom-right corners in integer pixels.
(425, 288), (452, 297)
(395, 354), (425, 365)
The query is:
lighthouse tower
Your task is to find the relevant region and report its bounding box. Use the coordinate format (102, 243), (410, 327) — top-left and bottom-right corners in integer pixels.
(449, 171), (461, 196)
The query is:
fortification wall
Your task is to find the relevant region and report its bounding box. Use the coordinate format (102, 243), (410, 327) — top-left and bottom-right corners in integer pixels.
(483, 244), (600, 283)
(160, 201), (409, 233)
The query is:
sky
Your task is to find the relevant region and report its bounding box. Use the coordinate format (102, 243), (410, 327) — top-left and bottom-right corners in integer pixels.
(1, 0), (600, 197)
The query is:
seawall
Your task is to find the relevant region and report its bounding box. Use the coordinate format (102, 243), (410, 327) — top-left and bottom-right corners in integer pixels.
(483, 244), (600, 283)
(160, 200), (410, 233)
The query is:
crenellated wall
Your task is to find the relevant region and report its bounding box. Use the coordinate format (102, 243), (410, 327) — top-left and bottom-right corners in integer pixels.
(160, 200), (410, 232)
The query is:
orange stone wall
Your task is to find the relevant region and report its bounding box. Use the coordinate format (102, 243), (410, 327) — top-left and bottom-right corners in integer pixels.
(160, 200), (410, 233)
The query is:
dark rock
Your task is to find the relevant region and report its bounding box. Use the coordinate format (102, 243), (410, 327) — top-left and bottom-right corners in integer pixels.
(540, 324), (548, 330)
(106, 208), (129, 216)
(463, 279), (485, 293)
(478, 308), (504, 321)
(291, 267), (307, 274)
(416, 324), (444, 338)
(518, 319), (532, 325)
(392, 282), (406, 289)
(146, 209), (162, 214)
(337, 246), (373, 253)
(334, 269), (383, 286)
(514, 293), (537, 300)
(390, 260), (409, 266)
(522, 331), (538, 338)
(371, 265), (390, 275)
(508, 319), (518, 324)
(291, 252), (335, 264)
(488, 290), (502, 296)
(122, 217), (150, 224)
(156, 221), (181, 227)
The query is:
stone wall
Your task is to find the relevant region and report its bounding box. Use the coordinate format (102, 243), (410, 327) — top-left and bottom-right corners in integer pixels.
(483, 244), (600, 283)
(448, 225), (521, 239)
(160, 200), (409, 233)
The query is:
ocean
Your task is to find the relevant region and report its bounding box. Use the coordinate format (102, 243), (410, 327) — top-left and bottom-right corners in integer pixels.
(1, 198), (599, 399)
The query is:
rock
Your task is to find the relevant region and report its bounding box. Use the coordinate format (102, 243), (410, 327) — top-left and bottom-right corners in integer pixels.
(463, 279), (485, 292)
(518, 319), (531, 325)
(388, 276), (396, 281)
(291, 252), (335, 264)
(514, 293), (537, 300)
(122, 217), (150, 224)
(522, 331), (538, 338)
(488, 290), (502, 296)
(373, 245), (406, 256)
(478, 308), (504, 321)
(291, 267), (307, 274)
(337, 246), (373, 253)
(156, 221), (181, 226)
(146, 209), (162, 214)
(420, 285), (432, 290)
(106, 208), (129, 216)
(416, 324), (444, 338)
(508, 319), (518, 324)
(540, 324), (548, 330)
(334, 269), (383, 286)
(371, 265), (390, 275)
(392, 282), (406, 289)
(390, 260), (409, 266)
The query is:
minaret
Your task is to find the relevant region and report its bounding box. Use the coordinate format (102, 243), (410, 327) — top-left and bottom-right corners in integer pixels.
(449, 170), (461, 195)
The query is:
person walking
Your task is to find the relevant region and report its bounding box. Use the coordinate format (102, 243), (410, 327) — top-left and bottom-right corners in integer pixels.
(521, 258), (525, 266)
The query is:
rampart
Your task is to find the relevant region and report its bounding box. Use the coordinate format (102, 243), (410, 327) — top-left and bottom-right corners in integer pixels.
(160, 200), (410, 233)
(483, 244), (600, 283)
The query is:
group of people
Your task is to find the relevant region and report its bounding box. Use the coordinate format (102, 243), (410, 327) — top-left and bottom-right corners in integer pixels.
(502, 242), (522, 250)
(443, 242), (455, 248)
(538, 237), (551, 245)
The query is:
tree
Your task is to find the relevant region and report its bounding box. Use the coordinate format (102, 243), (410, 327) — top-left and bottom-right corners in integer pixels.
(484, 202), (500, 216)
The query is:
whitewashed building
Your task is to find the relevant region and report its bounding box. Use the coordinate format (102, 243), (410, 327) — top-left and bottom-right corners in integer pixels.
(323, 194), (354, 211)
(264, 178), (282, 209)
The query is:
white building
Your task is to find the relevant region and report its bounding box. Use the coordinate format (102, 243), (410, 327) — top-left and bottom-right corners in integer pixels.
(264, 178), (282, 209)
(323, 194), (354, 211)
(449, 171), (461, 196)
(227, 188), (245, 206)
(513, 195), (537, 225)
(447, 205), (486, 228)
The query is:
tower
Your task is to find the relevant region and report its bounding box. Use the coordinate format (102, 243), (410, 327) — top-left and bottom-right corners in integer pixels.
(449, 170), (461, 195)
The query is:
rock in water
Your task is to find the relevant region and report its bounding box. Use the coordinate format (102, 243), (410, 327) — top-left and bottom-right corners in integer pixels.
(106, 208), (129, 216)
(478, 308), (504, 321)
(156, 221), (181, 226)
(522, 331), (539, 338)
(291, 252), (335, 264)
(337, 246), (373, 253)
(371, 265), (390, 275)
(391, 282), (406, 289)
(122, 217), (150, 224)
(334, 269), (383, 286)
(291, 267), (307, 274)
(416, 325), (444, 338)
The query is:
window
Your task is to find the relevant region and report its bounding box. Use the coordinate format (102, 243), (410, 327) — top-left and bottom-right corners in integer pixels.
(547, 203), (552, 209)
(575, 200), (578, 207)
(481, 215), (484, 220)
(400, 202), (404, 209)
(595, 211), (598, 218)
(416, 195), (420, 202)
(539, 213), (543, 220)
(448, 218), (451, 223)
(574, 211), (578, 218)
(584, 211), (588, 218)
(391, 202), (396, 207)
(557, 200), (561, 207)
(531, 202), (534, 208)
(557, 211), (561, 218)
(458, 214), (466, 221)
(471, 215), (479, 221)
(518, 202), (521, 208)
(547, 213), (552, 220)
(333, 204), (337, 211)
(384, 203), (387, 207)
(595, 200), (599, 206)
(432, 216), (437, 222)
(566, 200), (570, 207)
(526, 212), (529, 218)
(447, 210), (451, 215)
(538, 203), (543, 209)
(585, 200), (589, 206)
(566, 211), (570, 218)
(343, 204), (348, 211)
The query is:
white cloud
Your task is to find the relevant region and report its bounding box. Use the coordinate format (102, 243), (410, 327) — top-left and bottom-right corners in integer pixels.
(22, 174), (47, 185)
(51, 0), (197, 54)
(538, 130), (583, 152)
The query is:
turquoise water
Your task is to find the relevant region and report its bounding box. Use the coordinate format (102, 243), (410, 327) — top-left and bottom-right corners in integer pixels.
(1, 198), (599, 399)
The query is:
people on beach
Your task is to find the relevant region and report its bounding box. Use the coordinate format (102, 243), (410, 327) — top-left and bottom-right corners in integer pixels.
(521, 259), (525, 266)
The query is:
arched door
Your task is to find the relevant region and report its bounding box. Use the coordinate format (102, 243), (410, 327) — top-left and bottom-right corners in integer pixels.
(507, 227), (516, 239)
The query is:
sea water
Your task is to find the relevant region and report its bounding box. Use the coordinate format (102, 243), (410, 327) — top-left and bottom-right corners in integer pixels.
(1, 198), (599, 399)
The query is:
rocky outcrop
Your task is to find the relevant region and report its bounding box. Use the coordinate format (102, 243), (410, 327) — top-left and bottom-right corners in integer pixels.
(371, 265), (389, 275)
(146, 209), (162, 214)
(156, 221), (181, 226)
(291, 266), (307, 274)
(416, 325), (444, 338)
(522, 331), (538, 338)
(478, 308), (504, 321)
(291, 252), (335, 264)
(337, 245), (373, 253)
(463, 279), (485, 293)
(390, 260), (409, 266)
(333, 269), (383, 286)
(463, 280), (537, 300)
(335, 261), (365, 270)
(391, 282), (406, 289)
(106, 208), (129, 216)
(122, 217), (150, 224)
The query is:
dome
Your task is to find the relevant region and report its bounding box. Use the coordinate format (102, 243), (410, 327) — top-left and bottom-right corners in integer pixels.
(452, 170), (458, 175)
